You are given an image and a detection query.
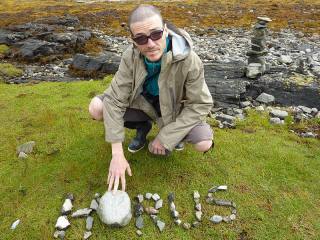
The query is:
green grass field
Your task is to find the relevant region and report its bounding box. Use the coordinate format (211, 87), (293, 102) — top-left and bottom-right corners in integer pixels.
(0, 80), (319, 239)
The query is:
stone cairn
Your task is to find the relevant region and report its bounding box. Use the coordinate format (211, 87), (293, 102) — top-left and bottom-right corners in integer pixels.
(246, 16), (272, 79)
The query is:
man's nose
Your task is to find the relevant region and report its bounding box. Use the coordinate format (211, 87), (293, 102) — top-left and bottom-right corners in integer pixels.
(146, 38), (156, 47)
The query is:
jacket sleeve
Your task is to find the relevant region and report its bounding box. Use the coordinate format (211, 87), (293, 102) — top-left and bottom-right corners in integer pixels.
(157, 53), (213, 151)
(102, 49), (134, 143)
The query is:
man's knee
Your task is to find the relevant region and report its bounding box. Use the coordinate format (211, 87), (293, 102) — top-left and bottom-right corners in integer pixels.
(194, 140), (213, 152)
(89, 97), (103, 121)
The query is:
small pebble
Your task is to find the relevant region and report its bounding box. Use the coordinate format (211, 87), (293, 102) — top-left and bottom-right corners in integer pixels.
(10, 219), (20, 230)
(155, 199), (163, 209)
(195, 211), (202, 221)
(152, 193), (160, 201)
(192, 221), (200, 228)
(18, 152), (28, 159)
(71, 208), (92, 218)
(195, 203), (201, 211)
(214, 199), (233, 207)
(222, 216), (232, 223)
(61, 199), (73, 215)
(171, 210), (179, 218)
(83, 231), (92, 240)
(55, 216), (70, 230)
(53, 230), (65, 239)
(86, 216), (94, 231)
(66, 193), (74, 202)
(183, 222), (191, 230)
(168, 192), (175, 202)
(136, 230), (143, 236)
(145, 193), (152, 200)
(90, 199), (99, 211)
(150, 214), (158, 224)
(230, 214), (236, 221)
(210, 215), (223, 224)
(136, 194), (144, 203)
(174, 219), (182, 225)
(94, 193), (100, 199)
(134, 203), (144, 217)
(135, 215), (144, 229)
(193, 191), (200, 200)
(156, 220), (165, 232)
(169, 201), (176, 211)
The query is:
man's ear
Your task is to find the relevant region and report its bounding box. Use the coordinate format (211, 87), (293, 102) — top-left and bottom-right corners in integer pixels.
(164, 23), (168, 37)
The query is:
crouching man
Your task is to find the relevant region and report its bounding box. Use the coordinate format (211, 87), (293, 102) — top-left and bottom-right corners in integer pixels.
(89, 4), (214, 192)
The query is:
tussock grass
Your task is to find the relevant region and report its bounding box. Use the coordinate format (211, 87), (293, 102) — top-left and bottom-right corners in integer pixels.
(0, 63), (23, 80)
(0, 80), (319, 239)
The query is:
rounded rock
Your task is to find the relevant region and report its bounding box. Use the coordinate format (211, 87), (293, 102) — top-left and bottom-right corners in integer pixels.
(97, 191), (132, 227)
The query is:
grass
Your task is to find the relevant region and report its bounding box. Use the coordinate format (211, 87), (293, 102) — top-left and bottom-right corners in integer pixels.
(0, 79), (319, 239)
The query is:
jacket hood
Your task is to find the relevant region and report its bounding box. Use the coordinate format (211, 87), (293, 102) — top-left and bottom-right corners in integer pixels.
(168, 28), (193, 62)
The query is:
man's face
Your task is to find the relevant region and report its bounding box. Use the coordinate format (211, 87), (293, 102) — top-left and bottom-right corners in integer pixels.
(130, 15), (168, 62)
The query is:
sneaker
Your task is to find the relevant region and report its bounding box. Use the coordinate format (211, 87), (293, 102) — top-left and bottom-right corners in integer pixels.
(128, 121), (152, 153)
(174, 142), (184, 151)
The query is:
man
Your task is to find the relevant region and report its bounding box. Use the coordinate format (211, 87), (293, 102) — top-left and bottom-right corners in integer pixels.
(88, 5), (214, 192)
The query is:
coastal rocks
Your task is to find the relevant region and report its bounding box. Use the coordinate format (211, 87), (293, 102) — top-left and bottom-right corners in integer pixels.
(97, 191), (132, 227)
(255, 92), (275, 104)
(69, 52), (121, 76)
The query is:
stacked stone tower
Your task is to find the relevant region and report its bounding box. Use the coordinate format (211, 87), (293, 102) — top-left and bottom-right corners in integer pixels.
(246, 17), (272, 78)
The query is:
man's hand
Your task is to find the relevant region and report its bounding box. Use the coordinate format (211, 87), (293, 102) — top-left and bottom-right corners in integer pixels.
(148, 138), (166, 155)
(108, 143), (132, 192)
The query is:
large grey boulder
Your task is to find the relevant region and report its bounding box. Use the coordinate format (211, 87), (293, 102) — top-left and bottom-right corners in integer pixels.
(97, 191), (132, 227)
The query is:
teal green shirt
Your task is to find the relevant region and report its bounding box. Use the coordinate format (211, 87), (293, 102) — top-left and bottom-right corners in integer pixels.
(143, 37), (171, 96)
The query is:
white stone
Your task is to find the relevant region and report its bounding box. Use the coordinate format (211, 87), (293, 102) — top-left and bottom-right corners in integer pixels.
(210, 215), (223, 224)
(246, 63), (262, 78)
(90, 199), (99, 211)
(157, 220), (165, 232)
(83, 231), (92, 240)
(145, 192), (152, 200)
(270, 117), (282, 124)
(218, 185), (228, 190)
(155, 199), (163, 209)
(279, 55), (293, 64)
(169, 202), (176, 211)
(18, 152), (28, 159)
(256, 93), (275, 104)
(97, 191), (132, 227)
(255, 105), (265, 112)
(53, 230), (65, 239)
(195, 211), (202, 221)
(193, 191), (200, 199)
(10, 219), (20, 230)
(55, 216), (70, 230)
(61, 199), (73, 215)
(152, 193), (160, 201)
(71, 208), (92, 218)
(270, 109), (288, 119)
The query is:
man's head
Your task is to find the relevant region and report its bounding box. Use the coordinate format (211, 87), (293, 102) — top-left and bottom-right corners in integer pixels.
(129, 5), (168, 62)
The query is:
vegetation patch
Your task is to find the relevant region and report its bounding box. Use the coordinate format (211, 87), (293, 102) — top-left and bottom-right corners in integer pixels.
(0, 62), (23, 81)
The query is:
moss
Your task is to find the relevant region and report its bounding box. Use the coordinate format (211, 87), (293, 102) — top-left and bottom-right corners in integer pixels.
(0, 44), (10, 55)
(0, 63), (23, 80)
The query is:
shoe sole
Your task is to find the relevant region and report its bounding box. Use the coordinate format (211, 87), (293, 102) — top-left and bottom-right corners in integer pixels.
(128, 144), (146, 153)
(174, 147), (184, 151)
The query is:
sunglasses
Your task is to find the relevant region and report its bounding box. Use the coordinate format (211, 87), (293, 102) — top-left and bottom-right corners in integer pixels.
(132, 29), (164, 45)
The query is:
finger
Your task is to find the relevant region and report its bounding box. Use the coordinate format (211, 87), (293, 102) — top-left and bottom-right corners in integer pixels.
(113, 175), (120, 193)
(127, 165), (132, 176)
(121, 174), (126, 192)
(107, 172), (111, 184)
(108, 174), (114, 192)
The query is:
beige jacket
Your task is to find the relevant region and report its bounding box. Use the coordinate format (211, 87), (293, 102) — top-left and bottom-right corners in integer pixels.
(101, 28), (213, 151)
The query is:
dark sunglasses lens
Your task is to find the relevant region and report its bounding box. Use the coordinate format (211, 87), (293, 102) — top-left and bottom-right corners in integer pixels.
(150, 30), (163, 41)
(134, 35), (148, 45)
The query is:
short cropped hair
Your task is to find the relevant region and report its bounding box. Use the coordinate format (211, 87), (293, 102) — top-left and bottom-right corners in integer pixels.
(128, 5), (164, 30)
